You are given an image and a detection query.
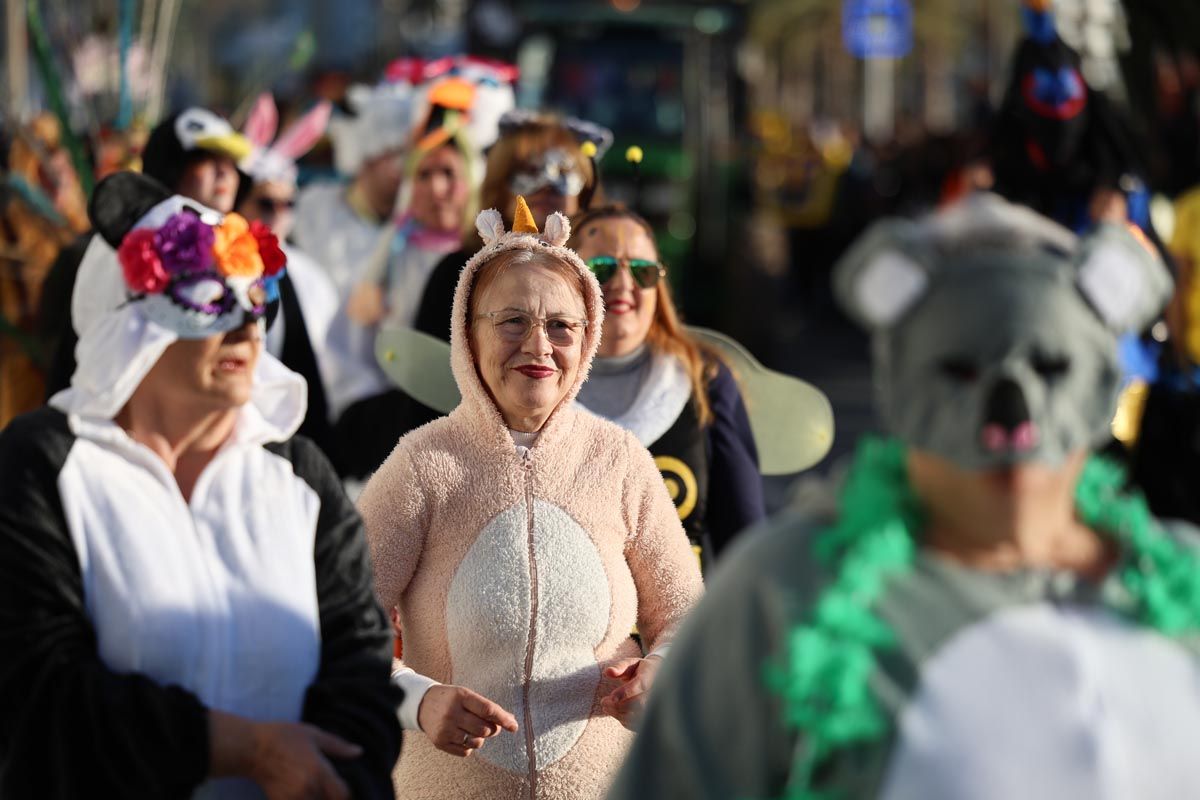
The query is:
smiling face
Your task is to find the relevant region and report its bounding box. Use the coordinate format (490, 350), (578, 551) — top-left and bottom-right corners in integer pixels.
(136, 321), (263, 412)
(469, 255), (587, 432)
(574, 216), (659, 358)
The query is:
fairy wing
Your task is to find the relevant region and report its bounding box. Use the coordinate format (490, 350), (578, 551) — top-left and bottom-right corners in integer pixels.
(688, 326), (834, 476)
(374, 326), (460, 414)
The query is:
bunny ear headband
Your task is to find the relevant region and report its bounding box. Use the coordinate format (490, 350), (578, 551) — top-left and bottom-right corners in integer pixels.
(241, 93), (332, 187)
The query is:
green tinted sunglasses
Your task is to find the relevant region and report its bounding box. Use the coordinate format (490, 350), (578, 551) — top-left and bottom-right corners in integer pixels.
(585, 256), (666, 289)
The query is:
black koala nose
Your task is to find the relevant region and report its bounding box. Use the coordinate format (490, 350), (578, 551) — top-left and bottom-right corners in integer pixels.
(984, 378), (1030, 432)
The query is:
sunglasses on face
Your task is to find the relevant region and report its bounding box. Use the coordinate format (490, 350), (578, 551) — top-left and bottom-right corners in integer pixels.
(585, 256), (665, 289)
(476, 310), (588, 346)
(254, 196), (296, 214)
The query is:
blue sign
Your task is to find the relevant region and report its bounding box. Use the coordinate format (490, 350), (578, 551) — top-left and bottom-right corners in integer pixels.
(843, 0), (913, 59)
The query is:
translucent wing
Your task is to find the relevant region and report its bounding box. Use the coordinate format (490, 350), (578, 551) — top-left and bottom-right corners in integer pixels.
(375, 326), (460, 414)
(688, 326), (835, 475)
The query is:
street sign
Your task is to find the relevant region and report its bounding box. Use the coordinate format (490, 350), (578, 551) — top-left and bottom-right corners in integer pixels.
(842, 0), (913, 59)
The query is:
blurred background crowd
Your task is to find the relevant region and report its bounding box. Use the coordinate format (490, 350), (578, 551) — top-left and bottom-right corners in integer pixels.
(5, 0), (1200, 508)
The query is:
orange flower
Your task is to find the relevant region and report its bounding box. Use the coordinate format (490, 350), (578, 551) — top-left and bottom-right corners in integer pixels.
(212, 213), (265, 278)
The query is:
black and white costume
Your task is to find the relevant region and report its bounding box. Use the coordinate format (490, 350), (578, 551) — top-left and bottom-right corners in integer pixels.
(0, 173), (400, 798)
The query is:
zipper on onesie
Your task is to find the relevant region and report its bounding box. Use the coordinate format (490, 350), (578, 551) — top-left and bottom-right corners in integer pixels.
(520, 449), (539, 798)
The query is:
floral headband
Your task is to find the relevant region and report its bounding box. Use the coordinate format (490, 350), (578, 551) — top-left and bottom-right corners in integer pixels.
(117, 204), (286, 339)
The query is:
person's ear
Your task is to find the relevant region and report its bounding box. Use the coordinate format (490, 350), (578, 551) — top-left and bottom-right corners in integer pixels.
(1075, 223), (1174, 333)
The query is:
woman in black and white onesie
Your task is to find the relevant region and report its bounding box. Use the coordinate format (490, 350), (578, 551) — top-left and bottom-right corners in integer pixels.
(0, 172), (400, 799)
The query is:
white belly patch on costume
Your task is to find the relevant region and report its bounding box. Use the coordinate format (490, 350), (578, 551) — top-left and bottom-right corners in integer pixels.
(880, 604), (1200, 800)
(446, 499), (611, 775)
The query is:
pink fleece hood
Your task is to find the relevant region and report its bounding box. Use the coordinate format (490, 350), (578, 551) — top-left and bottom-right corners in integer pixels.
(447, 203), (605, 450)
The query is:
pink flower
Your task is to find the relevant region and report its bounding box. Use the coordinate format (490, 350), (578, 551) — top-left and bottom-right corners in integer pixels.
(117, 228), (170, 293)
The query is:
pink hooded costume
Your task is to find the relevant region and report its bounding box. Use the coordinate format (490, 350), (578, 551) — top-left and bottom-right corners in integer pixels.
(357, 206), (703, 799)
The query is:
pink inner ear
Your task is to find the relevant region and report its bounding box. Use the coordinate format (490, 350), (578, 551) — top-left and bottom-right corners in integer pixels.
(243, 93), (278, 147)
(272, 101), (333, 160)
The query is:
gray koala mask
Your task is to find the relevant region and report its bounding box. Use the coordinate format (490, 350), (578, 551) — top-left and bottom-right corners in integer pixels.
(833, 193), (1173, 471)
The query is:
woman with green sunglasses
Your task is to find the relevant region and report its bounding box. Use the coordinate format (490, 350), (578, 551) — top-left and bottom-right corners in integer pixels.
(569, 205), (765, 573)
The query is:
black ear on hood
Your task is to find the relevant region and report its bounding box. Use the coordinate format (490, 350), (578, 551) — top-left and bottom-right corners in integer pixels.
(88, 171), (173, 248)
(140, 111), (186, 189)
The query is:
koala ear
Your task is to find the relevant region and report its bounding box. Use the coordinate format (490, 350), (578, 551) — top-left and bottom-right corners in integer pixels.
(833, 219), (931, 330)
(542, 212), (570, 247)
(475, 208), (506, 246)
(1076, 223), (1173, 333)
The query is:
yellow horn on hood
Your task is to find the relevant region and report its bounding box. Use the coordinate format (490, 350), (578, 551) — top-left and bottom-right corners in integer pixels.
(511, 195), (539, 234)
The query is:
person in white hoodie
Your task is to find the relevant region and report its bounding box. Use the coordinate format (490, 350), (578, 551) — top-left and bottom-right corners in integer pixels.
(0, 171), (400, 799)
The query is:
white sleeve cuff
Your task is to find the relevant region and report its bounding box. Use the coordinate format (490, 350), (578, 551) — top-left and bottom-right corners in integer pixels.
(647, 642), (671, 660)
(392, 667), (441, 731)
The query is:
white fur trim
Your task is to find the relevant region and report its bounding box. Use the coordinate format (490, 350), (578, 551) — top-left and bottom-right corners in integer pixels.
(578, 352), (692, 447)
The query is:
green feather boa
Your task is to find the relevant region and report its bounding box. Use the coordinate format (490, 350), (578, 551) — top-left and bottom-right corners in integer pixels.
(765, 436), (1200, 800)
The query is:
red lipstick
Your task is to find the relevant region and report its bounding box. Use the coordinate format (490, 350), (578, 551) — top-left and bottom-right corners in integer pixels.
(516, 365), (555, 379)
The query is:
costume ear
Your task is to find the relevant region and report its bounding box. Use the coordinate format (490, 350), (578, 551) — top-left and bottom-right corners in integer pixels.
(243, 93), (278, 147)
(542, 212), (570, 247)
(475, 208), (506, 246)
(272, 101), (332, 160)
(833, 219), (931, 330)
(88, 171), (173, 247)
(1075, 223), (1173, 333)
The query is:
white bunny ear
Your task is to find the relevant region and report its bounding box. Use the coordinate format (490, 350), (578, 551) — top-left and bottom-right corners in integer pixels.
(476, 208), (506, 246)
(271, 101), (332, 160)
(243, 93), (278, 147)
(1076, 223), (1173, 333)
(833, 219), (931, 330)
(542, 212), (570, 247)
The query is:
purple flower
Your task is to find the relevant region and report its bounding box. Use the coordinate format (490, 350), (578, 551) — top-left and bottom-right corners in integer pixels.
(154, 212), (215, 274)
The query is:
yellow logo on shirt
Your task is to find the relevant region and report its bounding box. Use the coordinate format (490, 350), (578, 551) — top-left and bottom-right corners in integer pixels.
(654, 455), (697, 520)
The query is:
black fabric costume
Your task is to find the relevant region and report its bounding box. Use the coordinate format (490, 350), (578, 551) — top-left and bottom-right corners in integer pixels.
(0, 408), (401, 798)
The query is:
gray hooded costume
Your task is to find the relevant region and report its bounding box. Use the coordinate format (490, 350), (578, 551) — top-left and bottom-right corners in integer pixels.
(608, 194), (1200, 800)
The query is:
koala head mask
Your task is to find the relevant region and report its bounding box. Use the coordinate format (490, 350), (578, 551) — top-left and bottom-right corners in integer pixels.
(833, 193), (1173, 471)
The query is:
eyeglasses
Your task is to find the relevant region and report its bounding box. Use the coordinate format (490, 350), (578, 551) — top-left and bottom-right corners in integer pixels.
(476, 310), (588, 346)
(254, 196), (296, 214)
(585, 256), (665, 289)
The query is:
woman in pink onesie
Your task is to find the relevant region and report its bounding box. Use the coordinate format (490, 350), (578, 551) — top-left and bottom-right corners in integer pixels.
(357, 197), (703, 799)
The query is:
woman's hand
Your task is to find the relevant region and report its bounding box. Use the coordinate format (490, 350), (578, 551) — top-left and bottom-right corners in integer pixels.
(249, 722), (362, 799)
(346, 282), (386, 326)
(209, 710), (362, 799)
(600, 655), (662, 730)
(418, 684), (520, 757)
